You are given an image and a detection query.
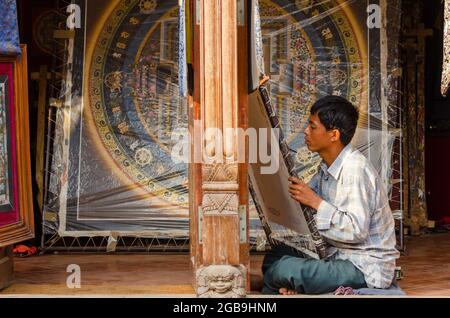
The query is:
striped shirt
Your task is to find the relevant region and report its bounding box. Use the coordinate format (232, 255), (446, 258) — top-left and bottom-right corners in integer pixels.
(309, 144), (400, 289)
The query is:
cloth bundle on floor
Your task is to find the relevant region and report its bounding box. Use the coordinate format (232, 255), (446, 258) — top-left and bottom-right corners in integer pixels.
(334, 281), (406, 296)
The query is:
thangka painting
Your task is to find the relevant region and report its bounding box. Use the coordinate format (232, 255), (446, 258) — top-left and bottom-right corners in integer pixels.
(45, 0), (189, 237)
(0, 47), (35, 246)
(45, 0), (397, 240)
(249, 0), (399, 249)
(0, 76), (10, 207)
(0, 63), (18, 227)
(256, 0), (388, 183)
(250, 0), (399, 244)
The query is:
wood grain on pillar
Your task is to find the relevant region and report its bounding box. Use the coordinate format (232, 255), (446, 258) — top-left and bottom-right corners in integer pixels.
(190, 0), (249, 295)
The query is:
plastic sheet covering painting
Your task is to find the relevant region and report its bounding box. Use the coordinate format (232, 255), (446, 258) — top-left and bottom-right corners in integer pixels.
(249, 0), (401, 251)
(45, 0), (189, 238)
(256, 0), (370, 183)
(44, 0), (401, 244)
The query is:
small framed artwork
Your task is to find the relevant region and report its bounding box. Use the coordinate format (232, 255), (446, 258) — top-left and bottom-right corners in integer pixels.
(0, 45), (34, 247)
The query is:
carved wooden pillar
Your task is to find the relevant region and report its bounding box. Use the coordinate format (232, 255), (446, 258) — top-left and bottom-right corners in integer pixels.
(189, 0), (249, 297)
(401, 1), (432, 234)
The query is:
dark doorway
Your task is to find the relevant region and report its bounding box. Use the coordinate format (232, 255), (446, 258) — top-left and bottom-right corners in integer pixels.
(424, 0), (450, 221)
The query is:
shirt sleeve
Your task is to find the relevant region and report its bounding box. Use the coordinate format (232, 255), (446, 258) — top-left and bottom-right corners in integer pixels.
(314, 172), (374, 244)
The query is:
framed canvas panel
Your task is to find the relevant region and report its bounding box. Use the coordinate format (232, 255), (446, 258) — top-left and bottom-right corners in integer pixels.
(0, 45), (34, 247)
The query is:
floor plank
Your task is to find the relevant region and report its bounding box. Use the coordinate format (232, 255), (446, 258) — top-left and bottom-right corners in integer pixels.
(1, 233), (449, 296)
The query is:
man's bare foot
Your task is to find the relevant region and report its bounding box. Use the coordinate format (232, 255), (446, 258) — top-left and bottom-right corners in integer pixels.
(279, 288), (299, 295)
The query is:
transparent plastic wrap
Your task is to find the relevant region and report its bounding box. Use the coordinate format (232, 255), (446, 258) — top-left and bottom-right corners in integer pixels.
(42, 0), (402, 250)
(44, 0), (190, 245)
(248, 0), (403, 248)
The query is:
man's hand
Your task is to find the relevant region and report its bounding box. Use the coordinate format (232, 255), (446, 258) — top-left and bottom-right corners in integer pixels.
(288, 176), (323, 210)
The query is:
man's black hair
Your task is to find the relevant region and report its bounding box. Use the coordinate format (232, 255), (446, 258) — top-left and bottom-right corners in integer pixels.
(310, 95), (359, 146)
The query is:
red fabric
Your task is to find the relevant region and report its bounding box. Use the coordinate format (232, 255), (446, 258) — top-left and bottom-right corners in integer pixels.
(13, 245), (38, 257)
(0, 62), (19, 227)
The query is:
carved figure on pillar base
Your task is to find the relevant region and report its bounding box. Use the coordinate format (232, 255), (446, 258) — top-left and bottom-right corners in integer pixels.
(196, 265), (246, 298)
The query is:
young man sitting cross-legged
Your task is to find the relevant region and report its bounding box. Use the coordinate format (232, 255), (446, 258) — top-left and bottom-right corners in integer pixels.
(262, 95), (400, 295)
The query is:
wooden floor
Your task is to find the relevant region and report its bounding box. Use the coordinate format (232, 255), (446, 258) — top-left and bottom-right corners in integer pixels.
(1, 233), (450, 296)
(396, 233), (450, 296)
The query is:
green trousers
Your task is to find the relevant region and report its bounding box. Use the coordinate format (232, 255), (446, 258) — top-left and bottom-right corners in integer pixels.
(262, 246), (367, 295)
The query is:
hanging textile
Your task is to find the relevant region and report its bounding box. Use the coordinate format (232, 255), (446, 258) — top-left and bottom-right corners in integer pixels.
(442, 0), (450, 97)
(0, 0), (21, 56)
(178, 0), (188, 97)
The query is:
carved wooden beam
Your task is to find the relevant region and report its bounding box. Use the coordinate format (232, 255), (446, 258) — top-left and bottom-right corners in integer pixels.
(190, 0), (249, 298)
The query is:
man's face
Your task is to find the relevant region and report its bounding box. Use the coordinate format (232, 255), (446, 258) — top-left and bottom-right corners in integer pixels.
(304, 113), (335, 153)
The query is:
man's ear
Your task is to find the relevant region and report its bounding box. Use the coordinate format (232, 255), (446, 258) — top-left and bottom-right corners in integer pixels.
(331, 129), (340, 143)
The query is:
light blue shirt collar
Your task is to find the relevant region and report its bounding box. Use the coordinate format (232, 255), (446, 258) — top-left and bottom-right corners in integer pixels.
(319, 144), (353, 181)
